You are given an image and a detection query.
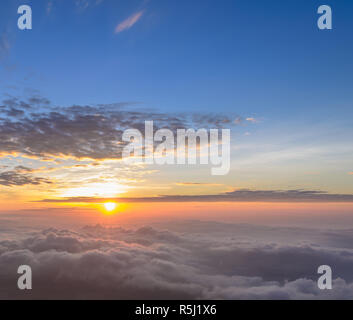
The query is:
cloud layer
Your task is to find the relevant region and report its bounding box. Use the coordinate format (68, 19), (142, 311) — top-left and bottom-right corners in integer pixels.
(1, 222), (353, 299)
(0, 96), (239, 161)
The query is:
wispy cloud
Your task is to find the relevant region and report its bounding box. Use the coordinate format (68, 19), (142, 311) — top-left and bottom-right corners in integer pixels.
(46, 0), (105, 14)
(175, 182), (223, 186)
(75, 0), (104, 11)
(46, 0), (54, 15)
(115, 10), (144, 34)
(0, 31), (10, 61)
(246, 117), (259, 123)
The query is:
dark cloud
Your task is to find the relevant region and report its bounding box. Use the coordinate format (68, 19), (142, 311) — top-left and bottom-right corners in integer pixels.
(14, 166), (34, 173)
(3, 107), (24, 118)
(0, 96), (241, 161)
(27, 96), (50, 106)
(0, 170), (52, 187)
(0, 223), (353, 299)
(39, 188), (353, 203)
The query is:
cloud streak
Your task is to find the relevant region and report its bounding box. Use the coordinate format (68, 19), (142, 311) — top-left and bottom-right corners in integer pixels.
(115, 10), (144, 33)
(39, 188), (353, 203)
(175, 182), (223, 186)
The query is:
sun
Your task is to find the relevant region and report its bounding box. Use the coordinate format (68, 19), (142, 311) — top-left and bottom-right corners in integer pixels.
(104, 202), (117, 212)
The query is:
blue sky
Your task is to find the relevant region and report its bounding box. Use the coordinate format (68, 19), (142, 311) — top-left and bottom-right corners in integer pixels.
(1, 0), (352, 114)
(0, 0), (353, 195)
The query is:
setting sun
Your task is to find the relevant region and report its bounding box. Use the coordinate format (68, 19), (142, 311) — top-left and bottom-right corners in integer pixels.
(104, 202), (117, 212)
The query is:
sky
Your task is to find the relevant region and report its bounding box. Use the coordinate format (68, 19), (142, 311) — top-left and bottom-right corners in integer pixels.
(0, 0), (352, 209)
(0, 0), (353, 299)
(0, 0), (352, 214)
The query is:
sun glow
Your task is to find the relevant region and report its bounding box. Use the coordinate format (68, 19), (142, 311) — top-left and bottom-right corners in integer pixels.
(104, 202), (117, 212)
(61, 182), (127, 198)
